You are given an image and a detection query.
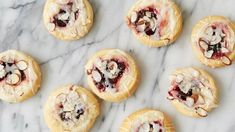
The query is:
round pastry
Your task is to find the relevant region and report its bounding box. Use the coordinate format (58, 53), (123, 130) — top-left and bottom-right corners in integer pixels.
(126, 0), (182, 47)
(85, 49), (140, 102)
(44, 85), (100, 132)
(43, 0), (93, 40)
(167, 67), (218, 117)
(120, 109), (175, 132)
(0, 50), (41, 103)
(191, 16), (235, 68)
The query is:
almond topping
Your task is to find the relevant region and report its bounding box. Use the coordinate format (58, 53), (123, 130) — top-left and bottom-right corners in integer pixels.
(130, 12), (137, 23)
(185, 97), (194, 107)
(6, 73), (21, 85)
(211, 35), (221, 45)
(199, 40), (208, 50)
(196, 95), (205, 104)
(204, 50), (214, 58)
(16, 60), (28, 71)
(108, 61), (118, 74)
(47, 23), (55, 31)
(221, 47), (229, 53)
(196, 107), (208, 117)
(221, 56), (231, 65)
(92, 70), (102, 82)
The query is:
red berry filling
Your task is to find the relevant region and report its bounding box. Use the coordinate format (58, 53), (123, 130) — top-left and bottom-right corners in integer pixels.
(87, 59), (127, 92)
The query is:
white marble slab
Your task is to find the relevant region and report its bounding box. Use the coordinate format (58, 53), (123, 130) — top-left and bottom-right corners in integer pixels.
(0, 0), (235, 132)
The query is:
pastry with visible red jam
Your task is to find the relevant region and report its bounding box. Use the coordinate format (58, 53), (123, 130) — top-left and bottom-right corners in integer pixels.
(43, 0), (93, 40)
(120, 109), (175, 132)
(0, 50), (41, 103)
(191, 16), (235, 68)
(85, 49), (140, 102)
(167, 67), (218, 117)
(44, 85), (100, 132)
(126, 0), (182, 47)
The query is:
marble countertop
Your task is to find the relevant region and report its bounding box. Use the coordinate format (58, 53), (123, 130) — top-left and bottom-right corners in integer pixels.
(1, 0), (235, 132)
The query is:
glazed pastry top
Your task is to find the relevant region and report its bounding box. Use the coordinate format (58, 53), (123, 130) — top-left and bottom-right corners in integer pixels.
(196, 21), (235, 65)
(127, 0), (179, 41)
(45, 0), (91, 36)
(0, 51), (39, 99)
(52, 86), (87, 128)
(168, 68), (217, 117)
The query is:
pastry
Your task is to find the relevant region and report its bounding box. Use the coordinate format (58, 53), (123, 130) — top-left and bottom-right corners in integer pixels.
(0, 50), (41, 103)
(85, 49), (140, 102)
(126, 0), (182, 47)
(191, 16), (235, 68)
(43, 0), (93, 40)
(167, 67), (218, 117)
(44, 84), (100, 132)
(120, 109), (175, 132)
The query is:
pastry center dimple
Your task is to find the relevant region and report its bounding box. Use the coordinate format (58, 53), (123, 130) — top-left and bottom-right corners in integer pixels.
(198, 24), (232, 65)
(87, 59), (126, 93)
(0, 60), (28, 86)
(55, 90), (85, 123)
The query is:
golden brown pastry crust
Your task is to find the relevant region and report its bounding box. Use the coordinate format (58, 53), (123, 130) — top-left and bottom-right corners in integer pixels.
(120, 109), (175, 132)
(126, 0), (182, 47)
(85, 49), (140, 102)
(0, 50), (41, 103)
(168, 67), (219, 118)
(43, 0), (93, 40)
(191, 16), (235, 68)
(44, 84), (100, 132)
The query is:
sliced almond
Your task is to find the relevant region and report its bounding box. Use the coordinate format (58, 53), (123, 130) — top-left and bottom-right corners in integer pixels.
(13, 69), (21, 75)
(175, 74), (183, 83)
(139, 122), (150, 131)
(0, 64), (4, 70)
(204, 50), (214, 58)
(6, 73), (21, 85)
(16, 60), (28, 71)
(196, 107), (208, 117)
(221, 47), (229, 53)
(145, 11), (151, 17)
(150, 18), (157, 31)
(47, 23), (55, 31)
(205, 27), (213, 36)
(107, 61), (118, 74)
(63, 103), (74, 111)
(0, 69), (6, 78)
(143, 16), (151, 22)
(130, 12), (137, 23)
(92, 70), (102, 82)
(199, 40), (208, 50)
(185, 97), (194, 107)
(136, 24), (146, 32)
(211, 35), (222, 45)
(221, 56), (231, 65)
(59, 12), (70, 20)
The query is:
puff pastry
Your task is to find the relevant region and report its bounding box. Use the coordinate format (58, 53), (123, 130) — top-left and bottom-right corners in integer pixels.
(126, 0), (182, 47)
(44, 84), (100, 132)
(0, 50), (41, 103)
(167, 67), (218, 117)
(191, 16), (235, 68)
(43, 0), (93, 40)
(120, 109), (175, 132)
(85, 49), (140, 102)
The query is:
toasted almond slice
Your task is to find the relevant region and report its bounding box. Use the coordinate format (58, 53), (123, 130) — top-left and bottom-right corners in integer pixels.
(211, 35), (222, 45)
(13, 69), (21, 75)
(16, 60), (28, 71)
(0, 69), (6, 78)
(59, 12), (70, 20)
(205, 27), (213, 36)
(196, 107), (208, 117)
(199, 40), (208, 50)
(150, 18), (157, 31)
(92, 70), (102, 82)
(6, 73), (21, 85)
(130, 12), (138, 23)
(0, 64), (4, 70)
(185, 97), (194, 107)
(204, 50), (214, 58)
(175, 74), (183, 83)
(47, 23), (56, 31)
(136, 24), (146, 32)
(191, 94), (198, 102)
(108, 61), (118, 74)
(143, 16), (151, 22)
(145, 11), (151, 17)
(221, 47), (229, 53)
(139, 122), (150, 131)
(221, 56), (231, 65)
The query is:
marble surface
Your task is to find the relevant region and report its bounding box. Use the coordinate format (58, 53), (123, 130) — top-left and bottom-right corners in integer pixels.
(1, 0), (235, 132)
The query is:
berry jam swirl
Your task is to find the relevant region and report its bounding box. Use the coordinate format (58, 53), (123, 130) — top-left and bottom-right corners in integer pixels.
(167, 69), (214, 117)
(198, 23), (232, 65)
(0, 60), (27, 86)
(51, 2), (80, 28)
(128, 6), (168, 39)
(137, 120), (164, 132)
(87, 58), (127, 93)
(55, 89), (85, 123)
